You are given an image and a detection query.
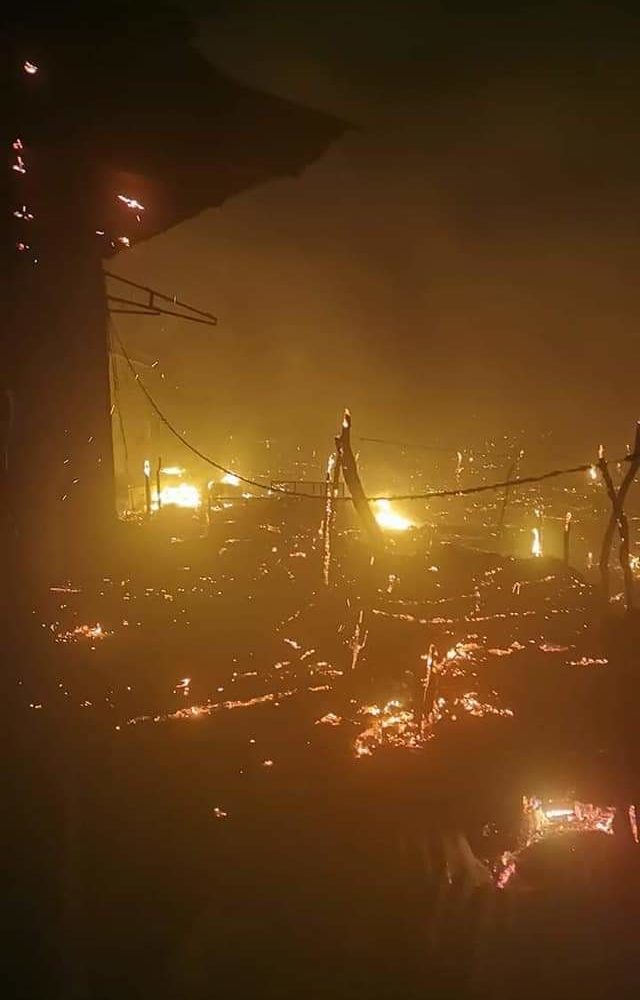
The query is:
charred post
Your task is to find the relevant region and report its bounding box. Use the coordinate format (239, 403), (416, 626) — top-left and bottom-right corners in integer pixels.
(335, 410), (383, 549)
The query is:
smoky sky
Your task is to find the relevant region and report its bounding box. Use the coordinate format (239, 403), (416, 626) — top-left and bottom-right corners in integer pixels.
(111, 1), (640, 474)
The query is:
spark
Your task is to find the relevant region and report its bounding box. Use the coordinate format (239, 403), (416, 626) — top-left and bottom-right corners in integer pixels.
(117, 194), (145, 212)
(13, 205), (34, 220)
(350, 609), (368, 670)
(213, 807), (228, 819)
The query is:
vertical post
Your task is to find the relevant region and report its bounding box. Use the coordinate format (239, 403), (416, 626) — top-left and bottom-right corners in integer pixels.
(335, 410), (383, 548)
(322, 449), (342, 586)
(563, 512), (572, 567)
(598, 445), (616, 605)
(156, 457), (162, 511)
(143, 458), (152, 516)
(496, 449), (524, 545)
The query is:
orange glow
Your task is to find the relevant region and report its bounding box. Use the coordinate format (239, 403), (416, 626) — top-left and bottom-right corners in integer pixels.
(153, 483), (201, 509)
(531, 527), (542, 557)
(373, 498), (413, 532)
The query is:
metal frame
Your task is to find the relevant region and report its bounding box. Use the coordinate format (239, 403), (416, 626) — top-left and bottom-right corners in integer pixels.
(104, 271), (217, 326)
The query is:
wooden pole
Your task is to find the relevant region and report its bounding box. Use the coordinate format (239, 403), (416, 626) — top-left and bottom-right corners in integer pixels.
(563, 512), (572, 566)
(143, 459), (152, 516)
(335, 410), (383, 548)
(322, 449), (342, 586)
(496, 449), (524, 544)
(156, 457), (162, 511)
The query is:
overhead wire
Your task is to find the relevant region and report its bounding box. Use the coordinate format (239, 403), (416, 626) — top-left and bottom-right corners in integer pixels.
(110, 321), (634, 504)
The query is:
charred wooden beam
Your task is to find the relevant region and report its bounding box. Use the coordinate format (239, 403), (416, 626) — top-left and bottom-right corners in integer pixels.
(335, 410), (383, 548)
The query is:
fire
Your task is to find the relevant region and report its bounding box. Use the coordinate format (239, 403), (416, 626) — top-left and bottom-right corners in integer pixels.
(221, 473), (241, 487)
(161, 466), (185, 476)
(373, 498), (413, 532)
(154, 483), (201, 509)
(23, 61), (38, 75)
(531, 527), (542, 558)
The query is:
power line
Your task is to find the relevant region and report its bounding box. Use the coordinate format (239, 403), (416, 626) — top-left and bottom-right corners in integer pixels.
(111, 322), (634, 504)
(110, 321), (320, 498)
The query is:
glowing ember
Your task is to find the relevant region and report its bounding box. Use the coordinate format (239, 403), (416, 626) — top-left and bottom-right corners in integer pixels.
(315, 712), (342, 726)
(212, 807), (228, 819)
(630, 805), (639, 844)
(373, 498), (413, 532)
(117, 194), (145, 212)
(56, 623), (107, 644)
(354, 700), (424, 757)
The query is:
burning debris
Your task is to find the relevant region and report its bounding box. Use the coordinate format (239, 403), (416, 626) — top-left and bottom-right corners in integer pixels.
(55, 622), (107, 644)
(494, 795), (620, 889)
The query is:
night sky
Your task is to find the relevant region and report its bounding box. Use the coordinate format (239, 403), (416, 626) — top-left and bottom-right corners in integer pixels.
(111, 1), (640, 473)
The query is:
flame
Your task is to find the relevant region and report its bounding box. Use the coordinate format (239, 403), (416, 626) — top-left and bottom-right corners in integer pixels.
(154, 483), (200, 509)
(161, 466), (185, 476)
(221, 473), (241, 487)
(373, 498), (413, 532)
(23, 61), (38, 75)
(531, 527), (542, 558)
(588, 464), (597, 481)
